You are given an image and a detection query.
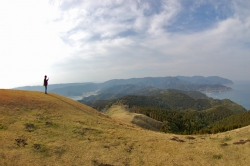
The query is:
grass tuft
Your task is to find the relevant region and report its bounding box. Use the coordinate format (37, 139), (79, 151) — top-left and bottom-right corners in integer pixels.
(185, 136), (196, 140)
(170, 136), (185, 142)
(0, 123), (6, 130)
(73, 127), (103, 137)
(220, 143), (229, 146)
(213, 154), (222, 159)
(24, 123), (35, 132)
(221, 136), (232, 142)
(233, 140), (247, 144)
(15, 135), (28, 147)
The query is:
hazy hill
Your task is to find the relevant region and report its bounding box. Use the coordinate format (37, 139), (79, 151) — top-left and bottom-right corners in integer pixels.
(101, 76), (189, 89)
(84, 84), (209, 100)
(176, 76), (233, 85)
(14, 82), (93, 92)
(1, 89), (250, 165)
(83, 91), (245, 112)
(14, 83), (100, 96)
(14, 76), (232, 98)
(99, 76), (232, 92)
(50, 83), (99, 96)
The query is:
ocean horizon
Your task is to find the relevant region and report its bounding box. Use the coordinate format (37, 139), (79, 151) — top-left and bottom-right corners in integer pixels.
(206, 80), (250, 110)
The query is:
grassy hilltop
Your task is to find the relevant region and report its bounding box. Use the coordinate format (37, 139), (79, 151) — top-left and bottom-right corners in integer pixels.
(1, 89), (250, 166)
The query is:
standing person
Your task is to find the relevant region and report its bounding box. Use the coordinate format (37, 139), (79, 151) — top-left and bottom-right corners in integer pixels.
(43, 75), (49, 94)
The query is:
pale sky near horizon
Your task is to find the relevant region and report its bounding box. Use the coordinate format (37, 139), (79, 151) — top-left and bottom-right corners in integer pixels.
(0, 0), (250, 88)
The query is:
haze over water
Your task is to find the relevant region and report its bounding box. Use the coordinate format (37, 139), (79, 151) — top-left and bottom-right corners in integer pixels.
(206, 81), (250, 110)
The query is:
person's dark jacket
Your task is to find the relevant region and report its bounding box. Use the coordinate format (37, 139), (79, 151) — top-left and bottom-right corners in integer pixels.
(44, 79), (48, 86)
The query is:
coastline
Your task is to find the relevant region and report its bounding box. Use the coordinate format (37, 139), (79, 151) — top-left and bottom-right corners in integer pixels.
(206, 80), (250, 110)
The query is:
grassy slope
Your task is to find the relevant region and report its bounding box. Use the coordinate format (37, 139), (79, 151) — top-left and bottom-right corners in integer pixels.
(105, 105), (138, 122)
(0, 90), (250, 166)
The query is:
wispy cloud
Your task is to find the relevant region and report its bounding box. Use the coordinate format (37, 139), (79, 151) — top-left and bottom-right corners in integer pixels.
(47, 0), (250, 82)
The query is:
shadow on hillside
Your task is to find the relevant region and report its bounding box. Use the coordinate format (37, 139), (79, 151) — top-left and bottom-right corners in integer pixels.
(131, 115), (162, 131)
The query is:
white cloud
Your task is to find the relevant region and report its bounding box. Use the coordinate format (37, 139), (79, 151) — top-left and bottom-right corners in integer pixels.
(0, 0), (249, 88)
(49, 0), (250, 81)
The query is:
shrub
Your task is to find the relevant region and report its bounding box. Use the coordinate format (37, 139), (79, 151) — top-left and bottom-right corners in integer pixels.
(213, 154), (222, 159)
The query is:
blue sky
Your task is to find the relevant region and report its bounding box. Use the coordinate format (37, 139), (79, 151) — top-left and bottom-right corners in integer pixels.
(0, 0), (250, 88)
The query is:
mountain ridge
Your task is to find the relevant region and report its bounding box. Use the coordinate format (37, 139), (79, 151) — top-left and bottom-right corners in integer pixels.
(14, 76), (233, 97)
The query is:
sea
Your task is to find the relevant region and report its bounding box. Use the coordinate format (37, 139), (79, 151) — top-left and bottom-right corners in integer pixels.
(205, 80), (250, 110)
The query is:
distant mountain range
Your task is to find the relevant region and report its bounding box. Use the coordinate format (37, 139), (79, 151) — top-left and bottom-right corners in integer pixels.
(13, 76), (250, 135)
(14, 76), (233, 98)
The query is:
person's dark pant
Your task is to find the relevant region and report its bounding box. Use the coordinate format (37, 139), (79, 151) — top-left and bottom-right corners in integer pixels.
(45, 86), (48, 94)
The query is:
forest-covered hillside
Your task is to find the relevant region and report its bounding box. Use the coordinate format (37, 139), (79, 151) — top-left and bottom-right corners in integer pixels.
(80, 91), (248, 135)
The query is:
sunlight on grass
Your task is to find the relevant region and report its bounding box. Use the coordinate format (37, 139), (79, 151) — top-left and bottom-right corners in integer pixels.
(1, 89), (250, 166)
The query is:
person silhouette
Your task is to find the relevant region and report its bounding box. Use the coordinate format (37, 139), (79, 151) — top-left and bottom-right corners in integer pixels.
(43, 75), (49, 94)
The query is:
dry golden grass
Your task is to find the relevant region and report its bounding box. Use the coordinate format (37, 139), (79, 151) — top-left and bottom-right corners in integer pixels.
(106, 105), (140, 122)
(106, 105), (162, 131)
(1, 89), (250, 166)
